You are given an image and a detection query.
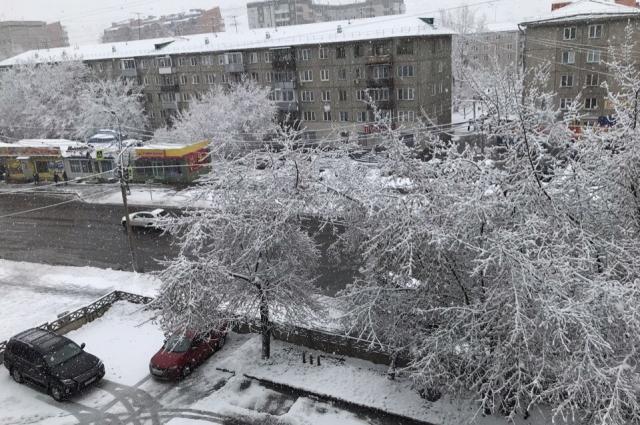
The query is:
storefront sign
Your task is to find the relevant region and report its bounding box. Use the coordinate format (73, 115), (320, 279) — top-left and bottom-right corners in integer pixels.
(0, 146), (61, 157)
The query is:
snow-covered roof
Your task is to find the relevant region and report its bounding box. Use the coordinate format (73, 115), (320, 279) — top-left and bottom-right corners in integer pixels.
(521, 0), (640, 26)
(0, 15), (453, 66)
(482, 22), (520, 33)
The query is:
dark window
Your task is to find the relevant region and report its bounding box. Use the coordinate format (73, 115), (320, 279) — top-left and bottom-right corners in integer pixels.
(44, 342), (82, 367)
(35, 161), (49, 173)
(163, 334), (191, 353)
(397, 39), (414, 55)
(336, 46), (346, 59)
(354, 44), (362, 58)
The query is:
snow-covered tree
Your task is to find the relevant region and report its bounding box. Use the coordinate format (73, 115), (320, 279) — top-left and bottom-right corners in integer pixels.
(0, 61), (146, 141)
(154, 83), (331, 360)
(336, 49), (640, 424)
(152, 80), (278, 154)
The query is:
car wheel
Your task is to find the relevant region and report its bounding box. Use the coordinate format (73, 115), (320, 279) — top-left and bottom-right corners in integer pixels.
(182, 366), (192, 379)
(50, 385), (65, 402)
(11, 368), (24, 384)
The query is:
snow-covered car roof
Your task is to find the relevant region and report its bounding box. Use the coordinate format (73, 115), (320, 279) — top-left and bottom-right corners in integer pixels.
(0, 15), (454, 67)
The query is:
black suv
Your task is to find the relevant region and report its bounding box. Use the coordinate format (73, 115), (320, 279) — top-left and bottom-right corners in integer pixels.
(3, 328), (105, 401)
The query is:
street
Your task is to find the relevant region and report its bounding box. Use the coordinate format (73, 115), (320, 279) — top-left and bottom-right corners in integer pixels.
(0, 193), (356, 295)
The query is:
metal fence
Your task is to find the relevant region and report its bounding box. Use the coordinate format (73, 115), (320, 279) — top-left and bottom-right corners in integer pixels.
(0, 290), (152, 365)
(0, 289), (396, 366)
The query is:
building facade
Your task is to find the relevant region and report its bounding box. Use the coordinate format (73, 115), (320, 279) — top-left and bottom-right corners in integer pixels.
(464, 23), (524, 71)
(247, 0), (405, 29)
(522, 0), (640, 124)
(102, 8), (225, 43)
(0, 21), (68, 60)
(2, 16), (452, 140)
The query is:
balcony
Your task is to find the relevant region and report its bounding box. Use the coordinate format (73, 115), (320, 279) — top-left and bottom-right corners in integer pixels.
(273, 81), (296, 90)
(160, 84), (180, 92)
(121, 68), (138, 77)
(161, 100), (178, 109)
(276, 100), (299, 112)
(159, 66), (174, 75)
(367, 78), (394, 88)
(366, 54), (393, 65)
(224, 63), (245, 73)
(366, 100), (394, 111)
(271, 50), (296, 70)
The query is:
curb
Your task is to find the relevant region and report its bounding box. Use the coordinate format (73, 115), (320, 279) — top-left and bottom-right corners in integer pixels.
(243, 373), (434, 425)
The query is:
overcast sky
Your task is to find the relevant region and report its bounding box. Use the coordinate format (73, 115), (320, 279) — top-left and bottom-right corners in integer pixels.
(0, 0), (552, 46)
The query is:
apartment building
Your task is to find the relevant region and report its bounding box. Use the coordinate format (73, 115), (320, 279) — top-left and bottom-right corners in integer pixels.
(0, 15), (452, 140)
(102, 8), (225, 43)
(247, 0), (405, 29)
(464, 23), (524, 70)
(0, 21), (68, 61)
(521, 0), (640, 124)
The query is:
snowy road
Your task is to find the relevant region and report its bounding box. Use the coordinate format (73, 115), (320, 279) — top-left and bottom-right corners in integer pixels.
(0, 193), (356, 295)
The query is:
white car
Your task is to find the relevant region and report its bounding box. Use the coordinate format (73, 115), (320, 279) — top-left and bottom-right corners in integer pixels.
(121, 209), (168, 229)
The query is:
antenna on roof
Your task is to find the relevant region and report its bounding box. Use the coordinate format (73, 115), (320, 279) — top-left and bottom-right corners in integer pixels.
(337, 24), (343, 33)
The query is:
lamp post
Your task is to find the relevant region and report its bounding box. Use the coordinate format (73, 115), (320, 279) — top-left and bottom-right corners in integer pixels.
(109, 111), (139, 273)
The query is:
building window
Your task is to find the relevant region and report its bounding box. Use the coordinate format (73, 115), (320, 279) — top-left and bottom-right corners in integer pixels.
(336, 46), (346, 59)
(265, 72), (272, 83)
(251, 72), (259, 82)
(301, 91), (315, 102)
(562, 51), (575, 64)
(180, 74), (188, 85)
(437, 61), (444, 73)
(299, 48), (312, 61)
(207, 74), (215, 84)
(319, 47), (328, 59)
(120, 58), (136, 70)
(190, 57), (198, 66)
(338, 69), (347, 80)
(339, 111), (349, 121)
(369, 88), (390, 101)
(560, 98), (572, 110)
(585, 97), (598, 109)
(588, 24), (603, 39)
(179, 57), (188, 66)
(585, 73), (599, 87)
(192, 75), (200, 84)
(322, 90), (331, 102)
(397, 87), (416, 100)
(218, 55), (225, 65)
(221, 73), (229, 83)
(300, 70), (313, 82)
(323, 111), (332, 121)
(354, 44), (363, 58)
(356, 89), (367, 102)
(560, 75), (574, 87)
(397, 39), (414, 55)
(397, 64), (415, 78)
(563, 27), (576, 40)
(587, 50), (601, 64)
(320, 69), (330, 81)
(339, 90), (347, 101)
(372, 65), (390, 80)
(303, 111), (316, 121)
(373, 43), (388, 56)
(356, 111), (367, 122)
(398, 110), (416, 122)
(249, 52), (259, 63)
(157, 57), (172, 68)
(143, 76), (149, 85)
(354, 67), (363, 79)
(201, 55), (214, 66)
(264, 51), (272, 63)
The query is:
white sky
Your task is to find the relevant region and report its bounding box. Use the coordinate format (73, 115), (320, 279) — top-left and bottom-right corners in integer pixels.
(0, 0), (552, 46)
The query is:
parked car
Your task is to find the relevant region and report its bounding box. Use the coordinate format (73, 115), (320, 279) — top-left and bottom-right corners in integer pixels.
(121, 209), (169, 229)
(149, 326), (228, 380)
(3, 328), (105, 401)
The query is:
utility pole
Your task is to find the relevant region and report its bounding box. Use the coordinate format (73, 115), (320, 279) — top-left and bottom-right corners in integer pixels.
(110, 111), (139, 273)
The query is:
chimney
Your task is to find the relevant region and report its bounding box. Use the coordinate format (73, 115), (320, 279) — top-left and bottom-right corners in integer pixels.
(551, 1), (572, 11)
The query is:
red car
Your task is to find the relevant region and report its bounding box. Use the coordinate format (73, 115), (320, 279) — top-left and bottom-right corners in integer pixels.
(149, 327), (227, 380)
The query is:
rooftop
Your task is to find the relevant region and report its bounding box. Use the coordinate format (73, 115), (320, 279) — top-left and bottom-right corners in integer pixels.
(521, 0), (640, 25)
(0, 15), (453, 67)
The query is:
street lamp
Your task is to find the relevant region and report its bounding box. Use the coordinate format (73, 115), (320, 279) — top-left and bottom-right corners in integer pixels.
(109, 110), (140, 273)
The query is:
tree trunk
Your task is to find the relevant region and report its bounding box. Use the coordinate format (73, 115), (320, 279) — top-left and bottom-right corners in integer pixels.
(259, 290), (271, 360)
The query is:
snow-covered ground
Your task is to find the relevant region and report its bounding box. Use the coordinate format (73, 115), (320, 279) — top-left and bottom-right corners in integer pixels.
(0, 259), (160, 341)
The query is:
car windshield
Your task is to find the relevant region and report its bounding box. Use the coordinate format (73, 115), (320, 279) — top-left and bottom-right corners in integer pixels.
(163, 334), (191, 353)
(44, 342), (82, 366)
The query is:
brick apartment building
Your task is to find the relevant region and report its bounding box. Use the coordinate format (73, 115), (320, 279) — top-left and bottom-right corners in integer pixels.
(247, 0), (405, 29)
(0, 21), (68, 61)
(102, 8), (225, 43)
(1, 15), (452, 140)
(521, 0), (640, 124)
